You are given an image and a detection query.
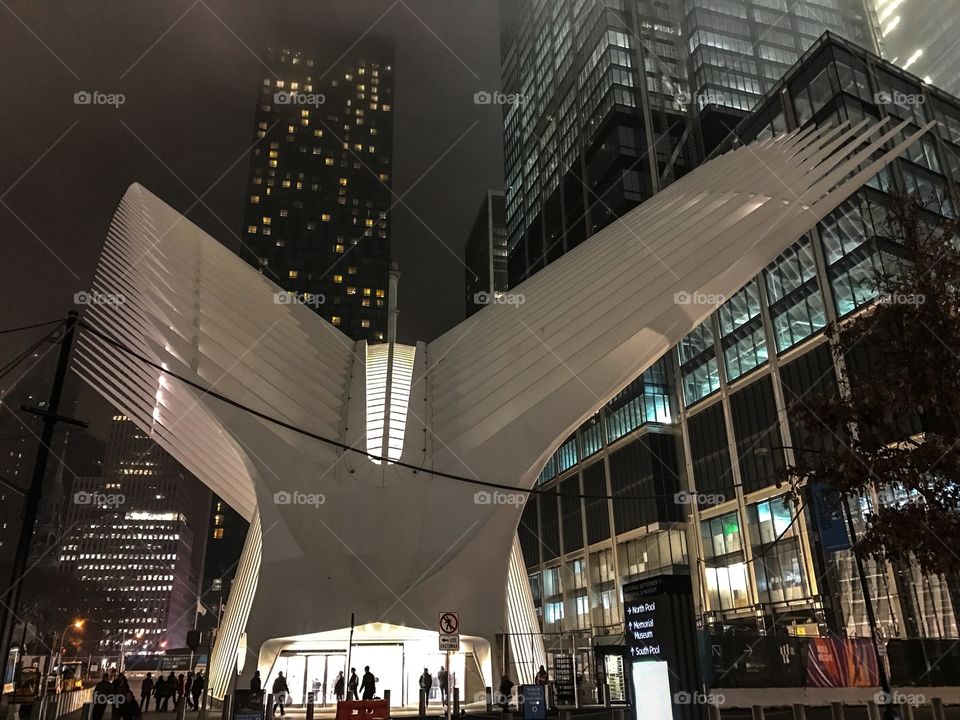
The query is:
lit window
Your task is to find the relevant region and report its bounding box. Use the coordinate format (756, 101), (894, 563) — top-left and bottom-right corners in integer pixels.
(288, 270), (298, 279)
(375, 289), (385, 298)
(334, 243), (345, 253)
(347, 287), (357, 295)
(361, 319), (370, 328)
(314, 129), (323, 137)
(321, 213), (331, 222)
(262, 216), (271, 225)
(325, 157), (335, 165)
(249, 195), (260, 204)
(363, 288), (371, 296)
(247, 225), (257, 234)
(348, 266), (358, 275)
(333, 274), (343, 283)
(332, 316), (342, 326)
(213, 528), (224, 540)
(379, 173), (389, 182)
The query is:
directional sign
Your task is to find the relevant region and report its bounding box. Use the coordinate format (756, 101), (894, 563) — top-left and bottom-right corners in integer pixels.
(439, 635), (460, 651)
(439, 612), (459, 636)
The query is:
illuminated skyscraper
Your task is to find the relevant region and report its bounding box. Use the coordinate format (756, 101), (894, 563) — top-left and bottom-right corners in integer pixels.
(240, 42), (396, 342)
(501, 0), (876, 284)
(59, 416), (207, 653)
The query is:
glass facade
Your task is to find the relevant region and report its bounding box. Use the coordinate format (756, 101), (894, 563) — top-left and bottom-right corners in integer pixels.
(507, 30), (960, 651)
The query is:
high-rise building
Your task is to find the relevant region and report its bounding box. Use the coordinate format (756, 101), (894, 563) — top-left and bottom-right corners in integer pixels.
(503, 20), (960, 692)
(196, 496), (247, 631)
(58, 415), (208, 653)
(870, 0), (960, 97)
(464, 190), (508, 316)
(240, 42), (396, 343)
(501, 0), (877, 286)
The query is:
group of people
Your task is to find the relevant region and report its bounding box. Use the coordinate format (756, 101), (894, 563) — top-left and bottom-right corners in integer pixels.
(330, 666), (377, 703)
(90, 668), (207, 720)
(417, 666), (452, 705)
(139, 671), (206, 712)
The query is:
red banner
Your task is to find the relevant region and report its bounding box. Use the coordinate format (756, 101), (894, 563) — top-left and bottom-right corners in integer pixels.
(806, 637), (879, 687)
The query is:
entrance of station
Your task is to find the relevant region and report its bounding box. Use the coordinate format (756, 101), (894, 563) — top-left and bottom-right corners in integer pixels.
(266, 642), (473, 708)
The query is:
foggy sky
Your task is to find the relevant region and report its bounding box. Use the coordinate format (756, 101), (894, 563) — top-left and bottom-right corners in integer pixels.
(0, 0), (506, 438)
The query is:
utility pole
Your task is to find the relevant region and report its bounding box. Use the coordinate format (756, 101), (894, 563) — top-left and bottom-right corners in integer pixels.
(0, 311), (84, 694)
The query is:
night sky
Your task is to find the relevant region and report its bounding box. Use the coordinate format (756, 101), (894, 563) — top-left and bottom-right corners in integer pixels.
(0, 0), (506, 438)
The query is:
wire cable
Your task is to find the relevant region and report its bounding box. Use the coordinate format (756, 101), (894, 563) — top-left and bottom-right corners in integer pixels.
(80, 320), (718, 504)
(0, 318), (65, 336)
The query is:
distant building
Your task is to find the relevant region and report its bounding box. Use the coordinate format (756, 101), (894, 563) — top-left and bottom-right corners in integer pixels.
(59, 415), (208, 653)
(239, 41), (396, 342)
(464, 190), (507, 317)
(196, 496), (247, 631)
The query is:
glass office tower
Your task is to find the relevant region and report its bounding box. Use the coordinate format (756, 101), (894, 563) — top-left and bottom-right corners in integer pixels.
(505, 23), (960, 690)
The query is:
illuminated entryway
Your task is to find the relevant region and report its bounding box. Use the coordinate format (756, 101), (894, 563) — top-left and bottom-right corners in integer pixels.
(260, 624), (491, 708)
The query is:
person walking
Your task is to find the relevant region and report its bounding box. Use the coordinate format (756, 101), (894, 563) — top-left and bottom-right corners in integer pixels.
(93, 674), (114, 720)
(190, 670), (206, 710)
(334, 671), (345, 703)
(272, 672), (290, 716)
(360, 666), (376, 701)
(153, 673), (166, 712)
(437, 666), (448, 705)
(498, 675), (514, 711)
(535, 665), (548, 685)
(191, 671), (205, 712)
(418, 668), (432, 706)
(140, 673), (154, 712)
(165, 672), (177, 711)
(185, 673), (195, 709)
(251, 671), (262, 695)
(120, 690), (142, 720)
(347, 668), (359, 701)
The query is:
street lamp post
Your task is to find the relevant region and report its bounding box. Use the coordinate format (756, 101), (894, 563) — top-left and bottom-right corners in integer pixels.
(758, 444), (896, 719)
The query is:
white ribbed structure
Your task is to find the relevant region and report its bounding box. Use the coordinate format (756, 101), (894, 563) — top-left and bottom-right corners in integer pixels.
(74, 119), (930, 698)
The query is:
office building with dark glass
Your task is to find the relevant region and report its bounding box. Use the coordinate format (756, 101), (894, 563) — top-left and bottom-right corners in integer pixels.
(464, 189), (508, 317)
(241, 41), (395, 342)
(503, 6), (960, 695)
(501, 0), (877, 286)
